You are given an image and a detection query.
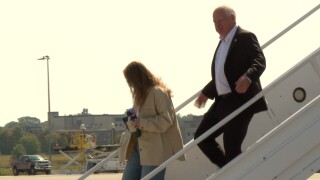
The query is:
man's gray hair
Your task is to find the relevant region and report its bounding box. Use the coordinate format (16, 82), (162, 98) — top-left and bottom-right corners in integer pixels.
(219, 5), (236, 18)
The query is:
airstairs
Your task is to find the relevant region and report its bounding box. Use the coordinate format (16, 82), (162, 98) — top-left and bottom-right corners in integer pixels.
(78, 3), (320, 180)
(210, 90), (320, 180)
(160, 45), (320, 180)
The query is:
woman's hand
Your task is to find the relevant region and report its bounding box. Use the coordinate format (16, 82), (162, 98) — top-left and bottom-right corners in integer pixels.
(132, 118), (140, 129)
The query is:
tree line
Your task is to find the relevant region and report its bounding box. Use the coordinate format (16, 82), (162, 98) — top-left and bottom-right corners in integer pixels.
(0, 117), (69, 160)
(0, 114), (198, 160)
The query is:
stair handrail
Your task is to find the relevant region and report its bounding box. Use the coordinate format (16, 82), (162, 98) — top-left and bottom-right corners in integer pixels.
(142, 46), (320, 180)
(142, 3), (320, 179)
(77, 91), (201, 180)
(78, 3), (320, 180)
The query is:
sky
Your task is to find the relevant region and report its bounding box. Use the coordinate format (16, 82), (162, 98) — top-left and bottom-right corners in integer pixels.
(0, 0), (319, 127)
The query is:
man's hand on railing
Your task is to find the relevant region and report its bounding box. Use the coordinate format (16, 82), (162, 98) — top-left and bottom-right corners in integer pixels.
(195, 93), (208, 108)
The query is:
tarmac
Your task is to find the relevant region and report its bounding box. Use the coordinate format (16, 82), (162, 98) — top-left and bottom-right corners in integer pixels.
(1, 173), (320, 180)
(0, 173), (123, 180)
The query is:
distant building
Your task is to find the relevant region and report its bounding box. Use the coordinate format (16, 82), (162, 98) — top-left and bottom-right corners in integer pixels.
(49, 108), (202, 145)
(50, 109), (126, 145)
(179, 115), (203, 143)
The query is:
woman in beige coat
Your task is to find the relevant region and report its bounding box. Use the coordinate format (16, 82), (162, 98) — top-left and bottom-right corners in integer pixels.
(121, 61), (185, 180)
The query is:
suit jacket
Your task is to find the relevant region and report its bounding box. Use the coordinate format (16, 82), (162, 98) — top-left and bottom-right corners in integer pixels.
(202, 26), (268, 113)
(122, 86), (186, 166)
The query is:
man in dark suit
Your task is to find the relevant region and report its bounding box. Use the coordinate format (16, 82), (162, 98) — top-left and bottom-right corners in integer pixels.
(194, 5), (268, 168)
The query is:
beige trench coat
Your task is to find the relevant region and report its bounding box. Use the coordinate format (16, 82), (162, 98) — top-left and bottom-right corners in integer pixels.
(119, 86), (186, 166)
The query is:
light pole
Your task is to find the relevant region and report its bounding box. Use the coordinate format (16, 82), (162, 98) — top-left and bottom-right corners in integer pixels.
(38, 55), (52, 161)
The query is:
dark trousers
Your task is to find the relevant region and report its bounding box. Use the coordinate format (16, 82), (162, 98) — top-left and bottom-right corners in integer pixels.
(194, 94), (254, 168)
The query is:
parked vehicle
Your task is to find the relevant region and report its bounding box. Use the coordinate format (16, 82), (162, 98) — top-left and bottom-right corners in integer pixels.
(85, 144), (125, 173)
(10, 155), (51, 176)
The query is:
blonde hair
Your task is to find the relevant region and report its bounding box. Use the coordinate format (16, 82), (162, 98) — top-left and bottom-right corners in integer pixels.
(123, 61), (172, 108)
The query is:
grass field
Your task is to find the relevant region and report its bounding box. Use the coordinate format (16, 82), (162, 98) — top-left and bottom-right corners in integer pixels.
(0, 155), (13, 176)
